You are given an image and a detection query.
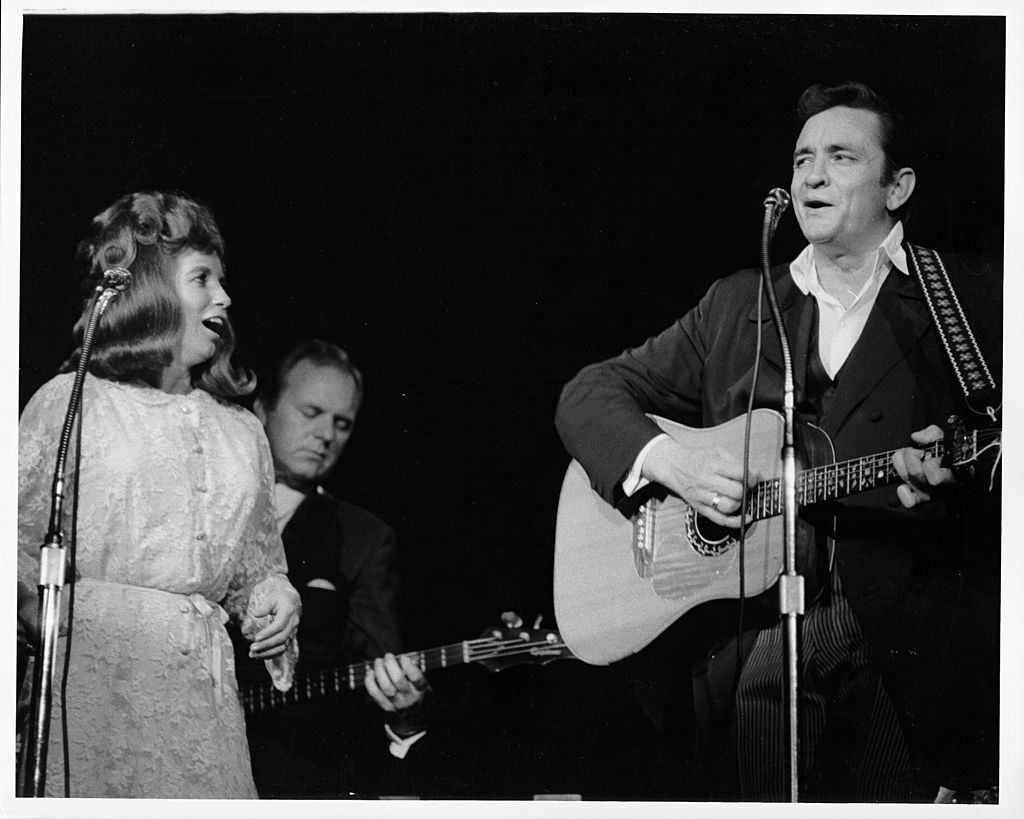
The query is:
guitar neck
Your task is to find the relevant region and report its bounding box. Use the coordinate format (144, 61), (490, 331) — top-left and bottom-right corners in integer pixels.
(241, 642), (471, 714)
(748, 440), (944, 521)
(345, 642), (476, 688)
(240, 634), (569, 715)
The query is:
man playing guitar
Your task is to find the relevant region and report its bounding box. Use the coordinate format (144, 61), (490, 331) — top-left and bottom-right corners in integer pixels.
(555, 81), (1001, 802)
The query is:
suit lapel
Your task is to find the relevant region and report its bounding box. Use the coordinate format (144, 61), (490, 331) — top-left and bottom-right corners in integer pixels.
(746, 268), (816, 402)
(824, 270), (931, 435)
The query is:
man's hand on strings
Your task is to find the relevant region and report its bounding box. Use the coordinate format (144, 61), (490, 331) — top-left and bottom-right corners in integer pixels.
(892, 424), (954, 508)
(364, 653), (430, 714)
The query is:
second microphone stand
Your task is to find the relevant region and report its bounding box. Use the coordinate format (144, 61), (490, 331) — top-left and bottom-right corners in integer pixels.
(758, 189), (803, 802)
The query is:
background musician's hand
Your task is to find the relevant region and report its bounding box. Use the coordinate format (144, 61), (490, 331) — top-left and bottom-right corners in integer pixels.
(364, 653), (430, 714)
(892, 424), (953, 508)
(641, 436), (759, 528)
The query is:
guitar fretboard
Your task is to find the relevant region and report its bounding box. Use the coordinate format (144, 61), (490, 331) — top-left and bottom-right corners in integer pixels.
(240, 635), (568, 715)
(747, 440), (945, 521)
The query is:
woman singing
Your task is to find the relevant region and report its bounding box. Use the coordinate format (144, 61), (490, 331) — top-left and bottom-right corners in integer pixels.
(17, 191), (301, 798)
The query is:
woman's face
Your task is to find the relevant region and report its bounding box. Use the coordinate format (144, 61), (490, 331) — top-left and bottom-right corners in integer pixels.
(171, 248), (231, 371)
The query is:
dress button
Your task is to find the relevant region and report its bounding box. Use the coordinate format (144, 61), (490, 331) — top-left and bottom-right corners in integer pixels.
(178, 604), (189, 614)
(194, 445), (203, 454)
(869, 410), (883, 422)
(196, 533), (206, 541)
(181, 405), (191, 414)
(887, 493), (902, 508)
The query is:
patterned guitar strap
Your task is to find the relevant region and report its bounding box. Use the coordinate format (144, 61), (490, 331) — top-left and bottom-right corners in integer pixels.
(906, 243), (1001, 424)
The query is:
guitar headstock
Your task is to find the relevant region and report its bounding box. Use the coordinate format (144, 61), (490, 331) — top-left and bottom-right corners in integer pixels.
(472, 611), (575, 672)
(944, 415), (1002, 477)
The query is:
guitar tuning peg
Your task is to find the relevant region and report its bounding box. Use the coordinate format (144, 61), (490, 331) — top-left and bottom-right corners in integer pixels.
(501, 611), (523, 628)
(533, 614), (543, 629)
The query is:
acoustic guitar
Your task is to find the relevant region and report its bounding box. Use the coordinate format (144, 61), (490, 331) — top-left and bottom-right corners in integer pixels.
(553, 410), (1000, 666)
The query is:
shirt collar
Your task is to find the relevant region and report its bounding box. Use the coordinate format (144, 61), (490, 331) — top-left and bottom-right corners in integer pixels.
(790, 221), (908, 296)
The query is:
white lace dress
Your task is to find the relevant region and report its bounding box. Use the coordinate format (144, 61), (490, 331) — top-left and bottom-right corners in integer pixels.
(18, 374), (297, 798)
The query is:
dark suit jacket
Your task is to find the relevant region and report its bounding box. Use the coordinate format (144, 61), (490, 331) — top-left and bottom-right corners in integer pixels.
(235, 489), (408, 797)
(282, 489), (402, 665)
(555, 244), (1001, 788)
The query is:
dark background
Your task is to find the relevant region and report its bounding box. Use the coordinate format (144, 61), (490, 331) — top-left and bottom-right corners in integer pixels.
(18, 13), (1005, 800)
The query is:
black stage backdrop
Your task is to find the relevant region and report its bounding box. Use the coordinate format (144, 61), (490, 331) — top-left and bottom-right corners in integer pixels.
(18, 13), (1005, 800)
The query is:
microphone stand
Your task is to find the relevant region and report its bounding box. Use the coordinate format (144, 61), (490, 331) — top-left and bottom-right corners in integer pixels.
(758, 189), (803, 802)
(20, 269), (130, 797)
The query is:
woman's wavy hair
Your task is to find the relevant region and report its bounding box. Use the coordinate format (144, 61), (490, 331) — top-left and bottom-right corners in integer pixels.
(60, 191), (255, 399)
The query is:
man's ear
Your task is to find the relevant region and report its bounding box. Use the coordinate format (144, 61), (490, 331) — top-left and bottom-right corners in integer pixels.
(886, 167), (916, 213)
(254, 395), (268, 425)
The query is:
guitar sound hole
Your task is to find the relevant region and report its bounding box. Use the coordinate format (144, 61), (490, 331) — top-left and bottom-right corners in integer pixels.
(685, 508), (739, 557)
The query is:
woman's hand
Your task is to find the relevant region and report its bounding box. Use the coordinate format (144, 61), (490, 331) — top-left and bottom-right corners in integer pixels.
(247, 585), (301, 660)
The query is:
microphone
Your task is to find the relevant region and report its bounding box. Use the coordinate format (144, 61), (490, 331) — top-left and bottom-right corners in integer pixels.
(763, 188), (790, 240)
(763, 187), (791, 211)
(99, 267), (132, 292)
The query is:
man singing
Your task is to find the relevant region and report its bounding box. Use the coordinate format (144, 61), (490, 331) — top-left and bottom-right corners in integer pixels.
(555, 81), (1000, 802)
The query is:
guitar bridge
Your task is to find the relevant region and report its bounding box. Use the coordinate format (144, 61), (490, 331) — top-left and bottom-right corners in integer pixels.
(631, 500), (658, 579)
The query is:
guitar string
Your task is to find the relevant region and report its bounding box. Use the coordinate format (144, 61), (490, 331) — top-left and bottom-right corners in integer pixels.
(743, 433), (1000, 519)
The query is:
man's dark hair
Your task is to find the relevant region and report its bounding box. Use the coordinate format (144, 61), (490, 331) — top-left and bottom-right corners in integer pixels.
(796, 81), (914, 222)
(260, 338), (364, 411)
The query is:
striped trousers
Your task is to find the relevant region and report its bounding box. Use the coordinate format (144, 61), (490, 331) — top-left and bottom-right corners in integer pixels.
(693, 571), (934, 802)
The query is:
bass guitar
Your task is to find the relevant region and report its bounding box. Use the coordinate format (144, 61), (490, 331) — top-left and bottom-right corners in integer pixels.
(553, 410), (1000, 666)
(240, 613), (573, 715)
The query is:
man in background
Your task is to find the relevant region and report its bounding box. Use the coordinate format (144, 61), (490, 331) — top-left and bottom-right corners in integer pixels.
(235, 339), (428, 797)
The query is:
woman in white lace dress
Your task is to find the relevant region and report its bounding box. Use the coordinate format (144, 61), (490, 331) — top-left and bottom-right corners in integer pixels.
(17, 191), (301, 798)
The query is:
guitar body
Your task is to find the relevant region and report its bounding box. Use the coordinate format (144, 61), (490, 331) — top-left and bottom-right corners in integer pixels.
(553, 409), (834, 666)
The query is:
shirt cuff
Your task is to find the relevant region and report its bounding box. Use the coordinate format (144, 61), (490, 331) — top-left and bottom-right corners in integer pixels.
(622, 433), (671, 496)
(385, 722), (427, 759)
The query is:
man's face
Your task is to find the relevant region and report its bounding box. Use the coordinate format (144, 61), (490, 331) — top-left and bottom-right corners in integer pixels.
(791, 106), (897, 257)
(257, 359), (359, 489)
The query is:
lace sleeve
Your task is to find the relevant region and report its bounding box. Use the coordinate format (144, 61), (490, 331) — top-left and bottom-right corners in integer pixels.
(223, 415), (300, 690)
(223, 417), (289, 618)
